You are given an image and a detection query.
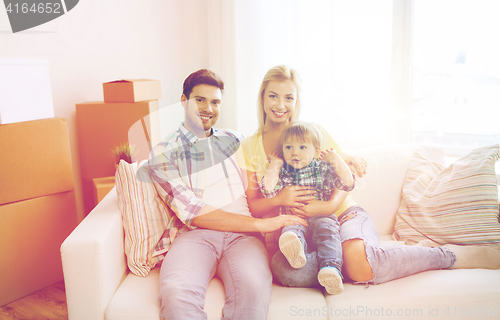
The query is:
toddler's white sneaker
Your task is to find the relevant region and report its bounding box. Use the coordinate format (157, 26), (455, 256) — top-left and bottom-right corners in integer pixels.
(318, 267), (344, 295)
(279, 231), (306, 269)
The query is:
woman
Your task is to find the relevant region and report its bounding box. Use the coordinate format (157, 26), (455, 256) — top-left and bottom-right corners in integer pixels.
(241, 65), (500, 287)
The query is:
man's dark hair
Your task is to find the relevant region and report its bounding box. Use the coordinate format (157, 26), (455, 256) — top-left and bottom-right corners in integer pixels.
(182, 69), (224, 99)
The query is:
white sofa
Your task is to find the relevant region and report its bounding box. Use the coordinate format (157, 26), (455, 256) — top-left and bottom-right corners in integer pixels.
(61, 144), (500, 320)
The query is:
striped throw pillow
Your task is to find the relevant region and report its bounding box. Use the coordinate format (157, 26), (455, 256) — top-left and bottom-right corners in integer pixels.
(115, 160), (172, 277)
(394, 144), (500, 247)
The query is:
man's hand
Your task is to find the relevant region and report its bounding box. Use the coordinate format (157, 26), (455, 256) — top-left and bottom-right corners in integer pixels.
(255, 214), (307, 234)
(277, 185), (316, 207)
(193, 206), (306, 233)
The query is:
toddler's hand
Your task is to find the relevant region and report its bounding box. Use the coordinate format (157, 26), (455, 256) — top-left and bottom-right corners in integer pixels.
(268, 151), (284, 165)
(320, 148), (348, 172)
(319, 148), (339, 163)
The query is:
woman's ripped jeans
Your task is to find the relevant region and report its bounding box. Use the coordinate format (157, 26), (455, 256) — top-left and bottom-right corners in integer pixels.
(271, 205), (456, 287)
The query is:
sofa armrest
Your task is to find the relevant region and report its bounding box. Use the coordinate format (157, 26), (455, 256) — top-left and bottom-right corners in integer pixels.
(61, 188), (127, 320)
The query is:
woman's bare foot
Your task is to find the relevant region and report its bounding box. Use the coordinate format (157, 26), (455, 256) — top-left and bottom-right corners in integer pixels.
(415, 240), (500, 269)
(444, 244), (500, 269)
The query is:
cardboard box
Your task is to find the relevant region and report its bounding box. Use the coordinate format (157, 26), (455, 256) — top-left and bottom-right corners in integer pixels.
(76, 100), (160, 213)
(0, 59), (55, 125)
(103, 79), (162, 103)
(76, 100), (160, 179)
(0, 117), (74, 205)
(0, 191), (77, 306)
(93, 176), (115, 205)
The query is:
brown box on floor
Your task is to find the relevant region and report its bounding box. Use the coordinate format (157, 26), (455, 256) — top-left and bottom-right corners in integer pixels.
(0, 118), (77, 306)
(93, 176), (115, 204)
(0, 192), (77, 306)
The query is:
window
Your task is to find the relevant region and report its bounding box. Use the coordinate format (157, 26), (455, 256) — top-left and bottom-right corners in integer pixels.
(232, 0), (393, 148)
(227, 0), (499, 152)
(411, 0), (500, 155)
(299, 0), (394, 150)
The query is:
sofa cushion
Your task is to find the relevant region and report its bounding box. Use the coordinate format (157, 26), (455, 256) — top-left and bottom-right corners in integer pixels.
(105, 268), (226, 320)
(105, 268), (329, 320)
(268, 285), (329, 320)
(349, 144), (445, 236)
(115, 160), (173, 277)
(394, 144), (500, 247)
(326, 269), (500, 320)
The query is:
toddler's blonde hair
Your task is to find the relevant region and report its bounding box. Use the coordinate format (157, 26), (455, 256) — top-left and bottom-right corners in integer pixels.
(280, 121), (323, 150)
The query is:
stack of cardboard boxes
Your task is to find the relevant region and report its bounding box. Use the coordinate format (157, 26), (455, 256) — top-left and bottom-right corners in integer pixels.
(76, 79), (162, 215)
(0, 60), (78, 305)
(0, 118), (78, 306)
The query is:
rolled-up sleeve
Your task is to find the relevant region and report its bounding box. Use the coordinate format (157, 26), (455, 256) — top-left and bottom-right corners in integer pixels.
(324, 163), (356, 192)
(148, 145), (206, 229)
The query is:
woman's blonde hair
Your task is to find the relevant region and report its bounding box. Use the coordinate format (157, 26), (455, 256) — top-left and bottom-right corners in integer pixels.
(257, 65), (302, 132)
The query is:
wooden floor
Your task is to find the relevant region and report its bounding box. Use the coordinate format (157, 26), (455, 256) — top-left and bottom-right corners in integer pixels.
(0, 282), (68, 320)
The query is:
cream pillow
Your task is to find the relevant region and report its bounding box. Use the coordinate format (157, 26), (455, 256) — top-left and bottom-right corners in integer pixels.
(394, 144), (500, 247)
(115, 160), (172, 277)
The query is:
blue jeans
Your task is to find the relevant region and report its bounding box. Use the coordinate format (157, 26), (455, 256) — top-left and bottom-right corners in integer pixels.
(272, 206), (457, 287)
(282, 215), (342, 271)
(159, 228), (272, 320)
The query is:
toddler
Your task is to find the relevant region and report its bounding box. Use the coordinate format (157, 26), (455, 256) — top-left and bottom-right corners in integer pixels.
(260, 122), (356, 294)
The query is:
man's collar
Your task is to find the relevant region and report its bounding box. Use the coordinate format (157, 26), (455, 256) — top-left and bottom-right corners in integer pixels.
(179, 123), (219, 144)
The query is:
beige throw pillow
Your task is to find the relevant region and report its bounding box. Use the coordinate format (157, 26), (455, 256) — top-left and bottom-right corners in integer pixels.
(394, 144), (500, 247)
(115, 160), (172, 277)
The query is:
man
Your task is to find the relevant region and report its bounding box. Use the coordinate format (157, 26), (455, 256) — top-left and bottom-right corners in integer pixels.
(148, 69), (305, 320)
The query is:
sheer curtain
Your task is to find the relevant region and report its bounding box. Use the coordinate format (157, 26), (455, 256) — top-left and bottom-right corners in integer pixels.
(211, 0), (395, 149)
(208, 0), (499, 151)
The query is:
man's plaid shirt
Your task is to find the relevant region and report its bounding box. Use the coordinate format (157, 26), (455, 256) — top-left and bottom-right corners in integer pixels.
(260, 159), (356, 216)
(147, 124), (244, 255)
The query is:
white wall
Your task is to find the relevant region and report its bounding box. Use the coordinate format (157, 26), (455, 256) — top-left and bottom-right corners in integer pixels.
(0, 0), (211, 221)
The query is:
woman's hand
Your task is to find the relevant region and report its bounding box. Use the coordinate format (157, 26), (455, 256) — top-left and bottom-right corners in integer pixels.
(340, 152), (367, 177)
(290, 199), (333, 218)
(290, 189), (349, 219)
(276, 185), (316, 208)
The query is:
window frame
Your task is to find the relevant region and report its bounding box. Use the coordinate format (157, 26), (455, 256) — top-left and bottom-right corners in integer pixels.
(390, 0), (414, 145)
